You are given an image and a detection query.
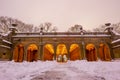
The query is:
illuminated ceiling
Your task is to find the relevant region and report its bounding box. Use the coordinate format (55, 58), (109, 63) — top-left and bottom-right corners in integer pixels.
(18, 44), (24, 48)
(28, 44), (38, 51)
(70, 44), (79, 52)
(86, 44), (95, 50)
(100, 44), (105, 47)
(44, 44), (54, 54)
(44, 44), (80, 55)
(57, 44), (67, 55)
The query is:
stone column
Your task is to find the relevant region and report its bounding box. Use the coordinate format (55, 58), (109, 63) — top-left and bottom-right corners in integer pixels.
(37, 45), (40, 60)
(39, 36), (44, 60)
(79, 44), (82, 60)
(82, 41), (86, 59)
(109, 44), (114, 60)
(24, 45), (28, 61)
(54, 44), (57, 60)
(66, 44), (70, 60)
(9, 44), (14, 61)
(40, 43), (43, 60)
(96, 45), (100, 60)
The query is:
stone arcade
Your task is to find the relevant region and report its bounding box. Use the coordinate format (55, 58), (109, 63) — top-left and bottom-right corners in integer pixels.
(0, 25), (120, 62)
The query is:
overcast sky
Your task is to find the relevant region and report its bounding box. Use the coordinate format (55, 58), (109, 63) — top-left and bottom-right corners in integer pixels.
(0, 0), (120, 31)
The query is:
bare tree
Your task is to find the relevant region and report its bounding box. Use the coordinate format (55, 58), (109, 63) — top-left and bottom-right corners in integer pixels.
(38, 22), (57, 32)
(112, 23), (120, 33)
(0, 16), (34, 34)
(0, 16), (10, 34)
(93, 23), (120, 33)
(33, 26), (39, 32)
(93, 25), (106, 32)
(68, 24), (83, 32)
(12, 19), (34, 32)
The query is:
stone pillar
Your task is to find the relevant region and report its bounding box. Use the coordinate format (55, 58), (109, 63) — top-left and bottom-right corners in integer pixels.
(96, 45), (100, 60)
(39, 27), (44, 60)
(80, 44), (83, 60)
(24, 45), (28, 61)
(39, 36), (44, 60)
(66, 44), (70, 60)
(78, 44), (82, 60)
(109, 44), (114, 60)
(82, 41), (86, 59)
(54, 44), (57, 60)
(10, 44), (14, 61)
(37, 46), (40, 60)
(40, 43), (43, 60)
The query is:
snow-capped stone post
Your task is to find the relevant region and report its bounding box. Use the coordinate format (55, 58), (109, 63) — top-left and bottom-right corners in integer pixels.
(104, 23), (115, 36)
(9, 23), (17, 60)
(9, 23), (17, 35)
(80, 27), (86, 59)
(104, 23), (114, 40)
(39, 27), (44, 60)
(105, 23), (115, 59)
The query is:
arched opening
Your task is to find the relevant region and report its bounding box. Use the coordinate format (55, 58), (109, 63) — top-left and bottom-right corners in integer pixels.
(69, 44), (81, 60)
(27, 44), (38, 62)
(86, 44), (97, 61)
(13, 44), (24, 62)
(56, 44), (68, 62)
(43, 44), (54, 61)
(99, 44), (111, 61)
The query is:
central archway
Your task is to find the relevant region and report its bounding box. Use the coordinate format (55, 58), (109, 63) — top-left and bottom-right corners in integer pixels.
(86, 44), (97, 61)
(27, 44), (38, 62)
(43, 44), (54, 61)
(56, 44), (68, 62)
(69, 44), (81, 60)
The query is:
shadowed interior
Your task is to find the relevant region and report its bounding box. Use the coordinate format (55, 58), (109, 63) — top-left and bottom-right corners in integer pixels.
(27, 44), (38, 62)
(43, 44), (54, 61)
(99, 43), (111, 61)
(13, 44), (24, 62)
(70, 44), (81, 60)
(86, 44), (97, 61)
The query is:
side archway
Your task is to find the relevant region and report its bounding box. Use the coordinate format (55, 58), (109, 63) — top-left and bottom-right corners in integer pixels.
(27, 44), (38, 62)
(69, 44), (81, 60)
(43, 44), (54, 61)
(86, 44), (97, 61)
(13, 44), (24, 62)
(99, 43), (111, 61)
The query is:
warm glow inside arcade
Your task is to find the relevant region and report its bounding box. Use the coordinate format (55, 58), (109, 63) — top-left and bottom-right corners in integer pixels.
(99, 43), (111, 61)
(69, 44), (81, 60)
(13, 43), (112, 62)
(27, 44), (38, 62)
(13, 44), (24, 62)
(43, 44), (82, 62)
(86, 44), (97, 61)
(56, 44), (68, 62)
(43, 44), (54, 61)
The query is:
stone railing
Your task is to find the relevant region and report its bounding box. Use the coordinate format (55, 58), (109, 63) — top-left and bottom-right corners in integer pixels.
(15, 32), (109, 36)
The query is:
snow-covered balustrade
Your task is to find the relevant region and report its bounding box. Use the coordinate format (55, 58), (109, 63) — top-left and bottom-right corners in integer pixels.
(112, 39), (120, 44)
(112, 45), (120, 48)
(0, 44), (11, 49)
(2, 39), (12, 44)
(13, 32), (111, 38)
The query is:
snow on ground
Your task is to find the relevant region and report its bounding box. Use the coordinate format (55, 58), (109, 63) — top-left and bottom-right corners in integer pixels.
(0, 60), (58, 80)
(69, 60), (120, 80)
(0, 60), (120, 80)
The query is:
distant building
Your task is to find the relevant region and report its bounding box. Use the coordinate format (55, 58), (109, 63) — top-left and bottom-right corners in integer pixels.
(0, 26), (120, 62)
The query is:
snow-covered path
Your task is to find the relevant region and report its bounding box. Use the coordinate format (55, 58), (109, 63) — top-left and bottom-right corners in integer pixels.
(32, 63), (105, 80)
(0, 60), (120, 80)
